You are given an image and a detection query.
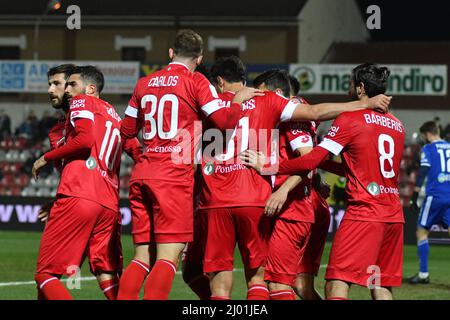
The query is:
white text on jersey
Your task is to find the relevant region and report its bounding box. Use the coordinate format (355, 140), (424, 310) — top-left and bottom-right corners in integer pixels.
(148, 76), (179, 87)
(364, 113), (403, 133)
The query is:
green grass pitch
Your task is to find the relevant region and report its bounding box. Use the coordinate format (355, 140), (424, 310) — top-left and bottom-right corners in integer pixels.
(0, 231), (449, 300)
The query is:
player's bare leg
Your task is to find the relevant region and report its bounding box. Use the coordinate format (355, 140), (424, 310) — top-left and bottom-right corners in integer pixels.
(245, 266), (269, 300)
(117, 244), (153, 300)
(325, 280), (350, 300)
(294, 273), (322, 300)
(370, 286), (393, 300)
(96, 272), (119, 300)
(209, 270), (233, 299)
(143, 242), (186, 300)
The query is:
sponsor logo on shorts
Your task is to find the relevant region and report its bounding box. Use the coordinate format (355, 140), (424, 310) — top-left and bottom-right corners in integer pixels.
(86, 156), (97, 170)
(367, 182), (381, 196)
(203, 163), (214, 176)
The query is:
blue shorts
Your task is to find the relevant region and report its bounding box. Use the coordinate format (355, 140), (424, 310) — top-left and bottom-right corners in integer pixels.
(418, 195), (450, 230)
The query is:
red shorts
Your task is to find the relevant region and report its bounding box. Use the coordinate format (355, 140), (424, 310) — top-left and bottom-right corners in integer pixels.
(201, 207), (271, 273)
(36, 196), (122, 276)
(265, 219), (312, 286)
(297, 190), (330, 275)
(129, 179), (194, 244)
(325, 219), (404, 288)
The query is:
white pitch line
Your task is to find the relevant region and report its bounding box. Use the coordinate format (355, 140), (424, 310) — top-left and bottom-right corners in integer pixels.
(0, 265), (328, 288)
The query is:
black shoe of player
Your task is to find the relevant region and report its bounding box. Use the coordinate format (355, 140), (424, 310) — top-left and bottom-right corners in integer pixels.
(408, 273), (430, 284)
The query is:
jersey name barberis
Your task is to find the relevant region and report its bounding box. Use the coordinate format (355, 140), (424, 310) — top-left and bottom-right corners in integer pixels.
(363, 113), (403, 133)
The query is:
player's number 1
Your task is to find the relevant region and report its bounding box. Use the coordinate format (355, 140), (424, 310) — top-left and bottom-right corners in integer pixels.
(437, 149), (450, 173)
(141, 94), (179, 140)
(378, 134), (395, 179)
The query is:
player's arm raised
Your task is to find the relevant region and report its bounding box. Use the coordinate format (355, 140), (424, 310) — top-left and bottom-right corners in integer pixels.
(204, 86), (264, 131)
(32, 118), (94, 180)
(289, 94), (392, 121)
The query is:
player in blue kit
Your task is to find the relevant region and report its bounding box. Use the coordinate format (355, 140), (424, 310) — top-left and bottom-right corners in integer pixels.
(409, 121), (450, 284)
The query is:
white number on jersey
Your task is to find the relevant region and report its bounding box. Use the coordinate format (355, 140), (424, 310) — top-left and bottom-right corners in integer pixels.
(99, 120), (121, 170)
(378, 134), (395, 178)
(141, 94), (179, 140)
(437, 149), (450, 173)
(216, 117), (249, 161)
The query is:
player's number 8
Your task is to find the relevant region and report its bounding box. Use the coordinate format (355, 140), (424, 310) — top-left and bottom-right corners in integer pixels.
(378, 134), (395, 179)
(141, 94), (179, 140)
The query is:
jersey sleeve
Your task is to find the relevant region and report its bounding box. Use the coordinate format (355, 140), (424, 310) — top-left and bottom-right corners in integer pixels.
(270, 92), (299, 123)
(285, 123), (314, 152)
(318, 114), (352, 156)
(69, 95), (95, 127)
(420, 146), (431, 167)
(124, 78), (144, 119)
(194, 73), (226, 117)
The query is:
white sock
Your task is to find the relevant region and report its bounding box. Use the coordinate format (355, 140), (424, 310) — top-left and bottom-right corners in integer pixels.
(419, 272), (429, 279)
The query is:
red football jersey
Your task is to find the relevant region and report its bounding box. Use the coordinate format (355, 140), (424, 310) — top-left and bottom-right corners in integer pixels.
(199, 90), (299, 209)
(56, 94), (123, 211)
(319, 110), (405, 223)
(274, 119), (317, 222)
(125, 62), (224, 182)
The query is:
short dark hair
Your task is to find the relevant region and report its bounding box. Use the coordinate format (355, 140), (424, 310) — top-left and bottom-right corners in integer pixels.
(47, 64), (76, 80)
(288, 74), (300, 96)
(420, 121), (440, 136)
(351, 63), (390, 97)
(172, 29), (203, 58)
(73, 65), (105, 93)
(210, 56), (246, 85)
(253, 69), (290, 98)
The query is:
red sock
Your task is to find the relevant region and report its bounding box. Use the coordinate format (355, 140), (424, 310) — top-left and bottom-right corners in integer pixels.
(247, 284), (269, 300)
(270, 290), (296, 300)
(99, 277), (119, 300)
(143, 259), (177, 300)
(35, 273), (72, 300)
(211, 296), (231, 300)
(327, 297), (349, 300)
(117, 259), (150, 300)
(187, 274), (211, 300)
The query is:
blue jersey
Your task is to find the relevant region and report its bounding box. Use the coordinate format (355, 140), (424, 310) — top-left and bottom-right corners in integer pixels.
(420, 140), (450, 196)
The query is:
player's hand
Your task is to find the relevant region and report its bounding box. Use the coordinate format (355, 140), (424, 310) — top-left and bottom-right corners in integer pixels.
(32, 155), (48, 181)
(232, 87), (264, 105)
(38, 201), (54, 223)
(365, 94), (392, 113)
(239, 149), (267, 173)
(265, 189), (288, 216)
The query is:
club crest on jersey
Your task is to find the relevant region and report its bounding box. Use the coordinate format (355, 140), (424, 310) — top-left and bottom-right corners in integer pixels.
(203, 163), (214, 176)
(86, 156), (97, 170)
(367, 182), (381, 196)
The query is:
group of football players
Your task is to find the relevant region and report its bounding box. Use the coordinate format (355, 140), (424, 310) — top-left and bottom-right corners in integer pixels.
(32, 29), (404, 300)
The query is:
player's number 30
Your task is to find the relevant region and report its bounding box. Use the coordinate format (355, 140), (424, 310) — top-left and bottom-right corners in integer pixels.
(141, 94), (179, 140)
